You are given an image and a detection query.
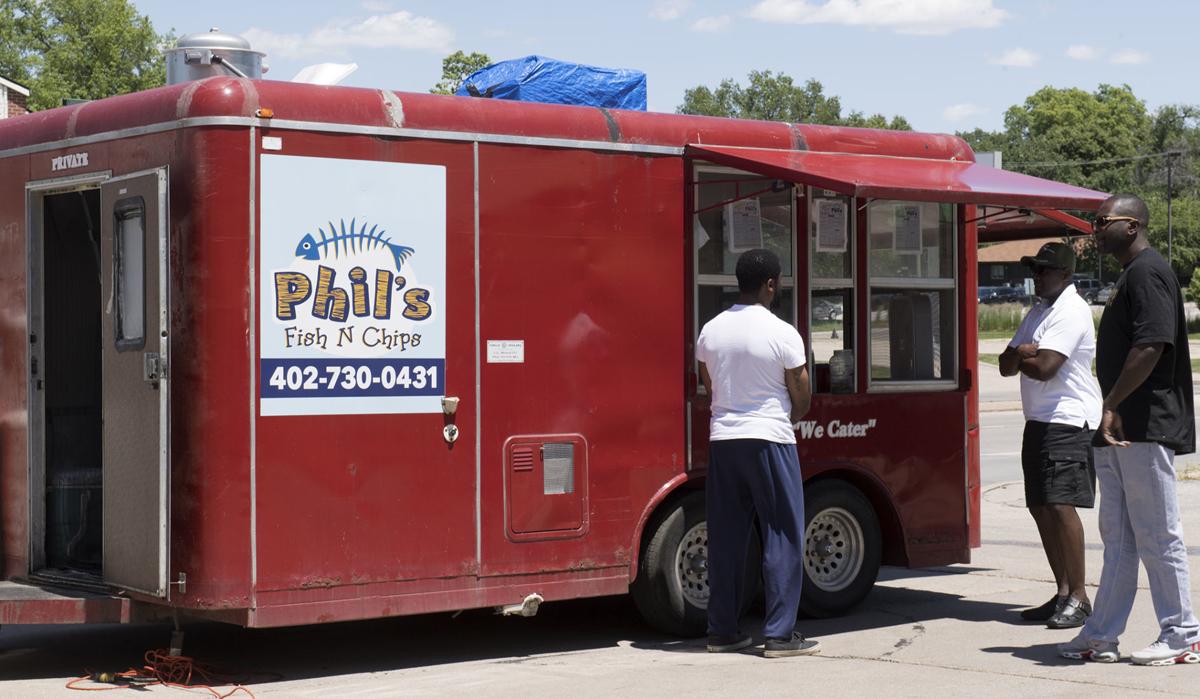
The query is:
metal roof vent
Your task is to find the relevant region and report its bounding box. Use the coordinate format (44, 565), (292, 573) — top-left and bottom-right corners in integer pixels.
(165, 28), (266, 85)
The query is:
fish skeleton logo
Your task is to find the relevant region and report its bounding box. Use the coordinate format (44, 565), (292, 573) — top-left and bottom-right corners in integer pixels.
(274, 217), (433, 327)
(295, 218), (415, 272)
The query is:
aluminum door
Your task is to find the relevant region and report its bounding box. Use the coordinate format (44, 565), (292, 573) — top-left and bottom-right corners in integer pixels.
(100, 169), (170, 597)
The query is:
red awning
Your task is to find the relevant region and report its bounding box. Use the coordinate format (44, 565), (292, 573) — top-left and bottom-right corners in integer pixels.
(976, 207), (1094, 243)
(686, 145), (1109, 211)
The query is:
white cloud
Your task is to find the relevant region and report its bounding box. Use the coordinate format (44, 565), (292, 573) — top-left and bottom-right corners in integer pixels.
(943, 103), (985, 122)
(650, 0), (692, 21)
(691, 15), (732, 32)
(747, 0), (1007, 35)
(989, 47), (1038, 68)
(244, 11), (453, 60)
(1065, 44), (1097, 60)
(1110, 49), (1150, 65)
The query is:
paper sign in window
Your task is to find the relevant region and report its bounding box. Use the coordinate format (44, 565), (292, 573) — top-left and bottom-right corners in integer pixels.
(724, 198), (762, 252)
(894, 204), (922, 253)
(816, 199), (848, 252)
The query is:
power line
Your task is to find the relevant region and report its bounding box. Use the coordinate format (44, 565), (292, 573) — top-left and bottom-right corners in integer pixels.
(1006, 149), (1188, 169)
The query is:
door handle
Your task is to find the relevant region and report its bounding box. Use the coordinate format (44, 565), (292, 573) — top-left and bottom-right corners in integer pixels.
(143, 352), (163, 383)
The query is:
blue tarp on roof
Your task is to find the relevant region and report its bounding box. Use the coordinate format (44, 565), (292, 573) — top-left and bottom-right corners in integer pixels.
(456, 55), (647, 111)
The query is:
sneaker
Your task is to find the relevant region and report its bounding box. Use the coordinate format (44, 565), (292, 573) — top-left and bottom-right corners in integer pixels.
(1047, 597), (1092, 629)
(707, 633), (753, 653)
(1021, 595), (1066, 621)
(1059, 635), (1119, 663)
(1131, 640), (1200, 666)
(763, 632), (821, 658)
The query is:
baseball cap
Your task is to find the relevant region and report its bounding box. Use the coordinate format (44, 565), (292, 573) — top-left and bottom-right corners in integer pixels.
(1020, 242), (1075, 274)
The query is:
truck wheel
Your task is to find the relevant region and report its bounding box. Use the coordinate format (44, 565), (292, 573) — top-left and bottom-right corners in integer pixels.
(799, 479), (882, 618)
(631, 491), (760, 636)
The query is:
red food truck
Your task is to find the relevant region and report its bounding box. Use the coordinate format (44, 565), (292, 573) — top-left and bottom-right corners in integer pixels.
(0, 66), (1107, 638)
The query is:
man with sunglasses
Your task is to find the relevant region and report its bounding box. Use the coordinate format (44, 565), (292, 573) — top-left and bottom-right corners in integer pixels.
(1000, 242), (1102, 630)
(1059, 193), (1200, 666)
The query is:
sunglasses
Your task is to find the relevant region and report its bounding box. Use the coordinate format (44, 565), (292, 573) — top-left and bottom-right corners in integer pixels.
(1093, 215), (1139, 229)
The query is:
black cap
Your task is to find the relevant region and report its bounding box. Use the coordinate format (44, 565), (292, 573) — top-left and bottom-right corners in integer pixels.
(1020, 242), (1075, 274)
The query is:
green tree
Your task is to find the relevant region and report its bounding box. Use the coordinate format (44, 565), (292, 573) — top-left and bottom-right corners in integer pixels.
(431, 50), (492, 95)
(960, 86), (1200, 285)
(678, 70), (909, 129)
(997, 84), (1150, 194)
(2, 0), (170, 111)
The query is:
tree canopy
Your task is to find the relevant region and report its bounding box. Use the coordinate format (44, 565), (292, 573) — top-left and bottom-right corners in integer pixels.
(431, 50), (492, 95)
(678, 70), (910, 130)
(960, 84), (1200, 292)
(1, 0), (171, 111)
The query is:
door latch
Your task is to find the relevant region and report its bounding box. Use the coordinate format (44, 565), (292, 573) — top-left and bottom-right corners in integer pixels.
(143, 352), (164, 383)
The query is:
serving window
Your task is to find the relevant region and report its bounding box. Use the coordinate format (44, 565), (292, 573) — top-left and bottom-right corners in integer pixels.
(693, 169), (795, 333)
(809, 189), (855, 394)
(866, 201), (957, 389)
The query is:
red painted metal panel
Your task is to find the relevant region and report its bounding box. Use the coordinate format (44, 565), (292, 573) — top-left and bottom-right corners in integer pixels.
(962, 205), (982, 551)
(253, 134), (479, 591)
(477, 145), (684, 578)
(796, 124), (975, 161)
(0, 153), (29, 580)
(166, 129), (256, 611)
(686, 145), (1109, 210)
(0, 581), (129, 624)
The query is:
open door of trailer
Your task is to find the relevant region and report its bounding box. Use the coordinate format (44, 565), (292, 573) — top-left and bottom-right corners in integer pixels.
(99, 169), (170, 598)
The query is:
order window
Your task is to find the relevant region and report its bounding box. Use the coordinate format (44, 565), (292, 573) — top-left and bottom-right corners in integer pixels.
(693, 169), (795, 334)
(866, 200), (957, 388)
(809, 189), (855, 393)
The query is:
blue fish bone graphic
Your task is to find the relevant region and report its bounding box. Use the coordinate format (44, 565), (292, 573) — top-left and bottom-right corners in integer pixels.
(295, 218), (415, 272)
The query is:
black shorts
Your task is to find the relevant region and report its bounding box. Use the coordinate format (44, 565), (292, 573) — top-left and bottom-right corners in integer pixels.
(1021, 421), (1096, 508)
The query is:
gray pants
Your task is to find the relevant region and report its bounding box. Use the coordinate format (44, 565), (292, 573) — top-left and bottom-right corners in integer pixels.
(1082, 443), (1200, 647)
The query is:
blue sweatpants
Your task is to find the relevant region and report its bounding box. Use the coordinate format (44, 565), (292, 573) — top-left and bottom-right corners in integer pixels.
(706, 438), (805, 640)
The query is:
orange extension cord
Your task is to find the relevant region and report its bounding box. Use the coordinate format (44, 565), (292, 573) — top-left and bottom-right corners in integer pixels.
(66, 649), (256, 698)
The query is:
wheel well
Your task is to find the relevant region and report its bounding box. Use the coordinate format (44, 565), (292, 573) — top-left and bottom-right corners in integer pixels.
(630, 467), (908, 582)
(807, 469), (907, 567)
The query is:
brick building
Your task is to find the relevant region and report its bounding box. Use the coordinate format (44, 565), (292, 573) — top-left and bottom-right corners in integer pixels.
(1, 76), (31, 119)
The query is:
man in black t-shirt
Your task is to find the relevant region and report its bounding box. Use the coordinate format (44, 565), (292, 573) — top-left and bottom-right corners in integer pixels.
(1059, 194), (1200, 666)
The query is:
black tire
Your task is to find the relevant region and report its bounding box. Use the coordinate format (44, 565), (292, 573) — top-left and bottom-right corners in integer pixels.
(631, 491), (760, 636)
(799, 479), (882, 618)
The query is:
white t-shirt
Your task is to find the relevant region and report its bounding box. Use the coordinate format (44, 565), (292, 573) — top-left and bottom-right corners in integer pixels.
(1008, 283), (1103, 428)
(696, 304), (807, 444)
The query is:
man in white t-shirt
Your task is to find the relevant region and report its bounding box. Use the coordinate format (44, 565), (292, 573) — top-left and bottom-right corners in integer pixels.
(999, 242), (1103, 630)
(695, 248), (819, 658)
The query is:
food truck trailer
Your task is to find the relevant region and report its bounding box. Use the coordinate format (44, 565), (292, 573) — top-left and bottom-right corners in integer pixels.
(0, 50), (1108, 637)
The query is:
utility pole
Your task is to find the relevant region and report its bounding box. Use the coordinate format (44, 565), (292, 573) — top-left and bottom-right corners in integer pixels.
(1167, 152), (1176, 267)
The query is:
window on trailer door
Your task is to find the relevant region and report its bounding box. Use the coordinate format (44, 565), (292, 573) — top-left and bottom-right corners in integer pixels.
(866, 201), (957, 386)
(114, 198), (146, 350)
(694, 170), (794, 332)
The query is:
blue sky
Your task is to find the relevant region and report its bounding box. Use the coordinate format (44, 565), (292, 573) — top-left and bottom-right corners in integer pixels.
(135, 0), (1191, 135)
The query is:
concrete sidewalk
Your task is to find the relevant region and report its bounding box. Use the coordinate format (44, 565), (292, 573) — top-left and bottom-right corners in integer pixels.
(4, 480), (1199, 697)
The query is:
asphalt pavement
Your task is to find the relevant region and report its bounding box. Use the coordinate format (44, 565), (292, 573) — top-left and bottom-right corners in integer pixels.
(2, 346), (1200, 696)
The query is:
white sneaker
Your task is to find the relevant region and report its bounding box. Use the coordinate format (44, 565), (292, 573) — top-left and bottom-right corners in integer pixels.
(1058, 635), (1119, 663)
(1131, 640), (1200, 666)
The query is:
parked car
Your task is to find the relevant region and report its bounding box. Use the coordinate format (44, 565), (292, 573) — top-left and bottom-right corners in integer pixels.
(1074, 277), (1102, 302)
(1095, 283), (1116, 304)
(978, 285), (1031, 305)
(813, 297), (844, 321)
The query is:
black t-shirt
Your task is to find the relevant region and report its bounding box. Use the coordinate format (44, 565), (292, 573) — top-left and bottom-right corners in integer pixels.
(1095, 247), (1195, 454)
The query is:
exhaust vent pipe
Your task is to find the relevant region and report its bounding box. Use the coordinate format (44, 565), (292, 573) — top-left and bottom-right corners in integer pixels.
(166, 28), (266, 85)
